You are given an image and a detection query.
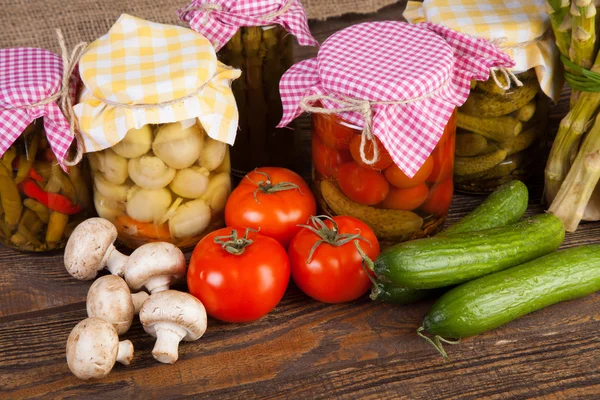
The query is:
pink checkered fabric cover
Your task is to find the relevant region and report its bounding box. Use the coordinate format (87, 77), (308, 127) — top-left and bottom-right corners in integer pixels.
(179, 0), (317, 51)
(0, 48), (75, 171)
(278, 21), (515, 178)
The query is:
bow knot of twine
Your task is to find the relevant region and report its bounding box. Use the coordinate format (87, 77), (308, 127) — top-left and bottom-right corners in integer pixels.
(181, 0), (294, 25)
(0, 30), (87, 167)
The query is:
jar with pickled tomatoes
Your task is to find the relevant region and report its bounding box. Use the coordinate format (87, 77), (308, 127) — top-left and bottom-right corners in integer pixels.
(278, 21), (515, 244)
(74, 16), (241, 249)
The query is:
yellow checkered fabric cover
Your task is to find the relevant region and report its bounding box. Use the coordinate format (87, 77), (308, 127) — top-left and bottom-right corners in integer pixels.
(74, 14), (241, 152)
(404, 0), (562, 102)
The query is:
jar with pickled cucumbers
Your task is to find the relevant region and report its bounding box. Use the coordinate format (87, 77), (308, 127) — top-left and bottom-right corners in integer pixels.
(313, 111), (456, 246)
(179, 0), (317, 179)
(0, 120), (94, 252)
(404, 0), (563, 193)
(74, 15), (241, 249)
(89, 121), (232, 249)
(279, 22), (512, 244)
(454, 71), (551, 192)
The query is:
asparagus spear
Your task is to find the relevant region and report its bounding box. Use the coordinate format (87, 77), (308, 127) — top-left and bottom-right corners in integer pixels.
(549, 113), (600, 231)
(547, 0), (572, 57)
(569, 0), (596, 69)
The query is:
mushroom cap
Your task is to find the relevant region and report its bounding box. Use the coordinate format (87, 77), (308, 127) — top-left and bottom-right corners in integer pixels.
(86, 275), (135, 335)
(124, 242), (186, 291)
(139, 290), (207, 341)
(66, 318), (119, 380)
(64, 218), (118, 280)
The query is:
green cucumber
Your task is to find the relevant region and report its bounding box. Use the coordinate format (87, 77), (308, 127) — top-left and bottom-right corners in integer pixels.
(373, 214), (565, 289)
(370, 283), (434, 304)
(442, 180), (528, 235)
(419, 245), (600, 358)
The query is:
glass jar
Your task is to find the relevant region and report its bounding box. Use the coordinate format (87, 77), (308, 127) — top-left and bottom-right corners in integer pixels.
(89, 121), (232, 249)
(454, 70), (550, 193)
(219, 25), (296, 179)
(0, 120), (94, 252)
(313, 110), (456, 247)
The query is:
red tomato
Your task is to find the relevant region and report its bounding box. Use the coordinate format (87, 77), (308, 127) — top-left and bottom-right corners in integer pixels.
(428, 112), (456, 183)
(188, 227), (290, 323)
(312, 133), (352, 179)
(349, 135), (394, 170)
(381, 183), (429, 211)
(421, 179), (454, 216)
(288, 216), (380, 303)
(337, 162), (390, 205)
(384, 156), (434, 189)
(225, 167), (316, 248)
(313, 114), (355, 150)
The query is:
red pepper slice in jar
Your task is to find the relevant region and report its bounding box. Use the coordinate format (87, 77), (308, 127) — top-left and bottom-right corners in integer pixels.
(19, 178), (82, 215)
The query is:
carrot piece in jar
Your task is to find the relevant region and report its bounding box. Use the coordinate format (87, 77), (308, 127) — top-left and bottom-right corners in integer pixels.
(312, 134), (352, 179)
(381, 183), (429, 211)
(420, 179), (453, 216)
(337, 162), (390, 205)
(114, 214), (171, 240)
(384, 156), (433, 189)
(349, 135), (394, 170)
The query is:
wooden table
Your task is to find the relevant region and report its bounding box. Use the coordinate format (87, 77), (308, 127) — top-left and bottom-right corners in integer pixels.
(2, 3), (600, 399)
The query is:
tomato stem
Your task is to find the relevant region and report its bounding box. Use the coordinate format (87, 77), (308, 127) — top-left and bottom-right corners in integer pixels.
(248, 169), (303, 204)
(214, 227), (258, 255)
(297, 215), (371, 263)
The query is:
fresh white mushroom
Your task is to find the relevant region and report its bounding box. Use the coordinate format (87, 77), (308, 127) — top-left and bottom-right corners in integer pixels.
(93, 193), (124, 223)
(89, 149), (129, 185)
(168, 198), (212, 238)
(202, 172), (232, 214)
(169, 167), (210, 198)
(112, 125), (153, 159)
(124, 242), (186, 293)
(152, 122), (204, 169)
(198, 137), (227, 171)
(139, 290), (207, 364)
(125, 187), (172, 223)
(86, 275), (149, 335)
(214, 147), (230, 174)
(94, 175), (130, 203)
(64, 218), (130, 280)
(66, 317), (134, 380)
(128, 155), (176, 189)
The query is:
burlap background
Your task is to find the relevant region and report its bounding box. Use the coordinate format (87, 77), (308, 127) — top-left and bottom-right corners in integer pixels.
(0, 0), (397, 52)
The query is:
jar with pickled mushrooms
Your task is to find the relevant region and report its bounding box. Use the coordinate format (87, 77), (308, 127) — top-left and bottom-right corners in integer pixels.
(0, 48), (94, 252)
(74, 15), (241, 249)
(278, 21), (514, 245)
(405, 0), (562, 193)
(179, 0), (318, 179)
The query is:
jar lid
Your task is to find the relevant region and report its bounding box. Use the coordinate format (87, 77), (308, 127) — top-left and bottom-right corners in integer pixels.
(178, 0), (318, 51)
(279, 21), (514, 178)
(74, 14), (241, 153)
(0, 48), (75, 170)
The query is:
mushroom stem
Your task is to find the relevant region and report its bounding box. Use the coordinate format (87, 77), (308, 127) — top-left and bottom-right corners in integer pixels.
(131, 292), (149, 314)
(145, 275), (173, 294)
(103, 244), (129, 276)
(116, 340), (134, 366)
(152, 323), (187, 364)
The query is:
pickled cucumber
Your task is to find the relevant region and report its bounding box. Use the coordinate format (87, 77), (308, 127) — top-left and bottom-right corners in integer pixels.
(454, 149), (508, 176)
(320, 180), (423, 240)
(460, 80), (539, 118)
(476, 74), (508, 96)
(457, 113), (522, 143)
(514, 100), (536, 122)
(503, 126), (539, 155)
(456, 132), (495, 156)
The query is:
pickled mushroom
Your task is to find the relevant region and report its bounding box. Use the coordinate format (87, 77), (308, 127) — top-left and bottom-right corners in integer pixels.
(169, 167), (209, 198)
(94, 175), (129, 203)
(126, 187), (171, 223)
(89, 149), (129, 185)
(168, 198), (211, 238)
(94, 194), (125, 222)
(153, 122), (204, 170)
(128, 155), (176, 189)
(199, 137), (227, 171)
(112, 126), (153, 159)
(202, 172), (232, 214)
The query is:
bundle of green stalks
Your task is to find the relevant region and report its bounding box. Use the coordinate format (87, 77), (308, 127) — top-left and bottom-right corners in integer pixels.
(545, 0), (600, 231)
